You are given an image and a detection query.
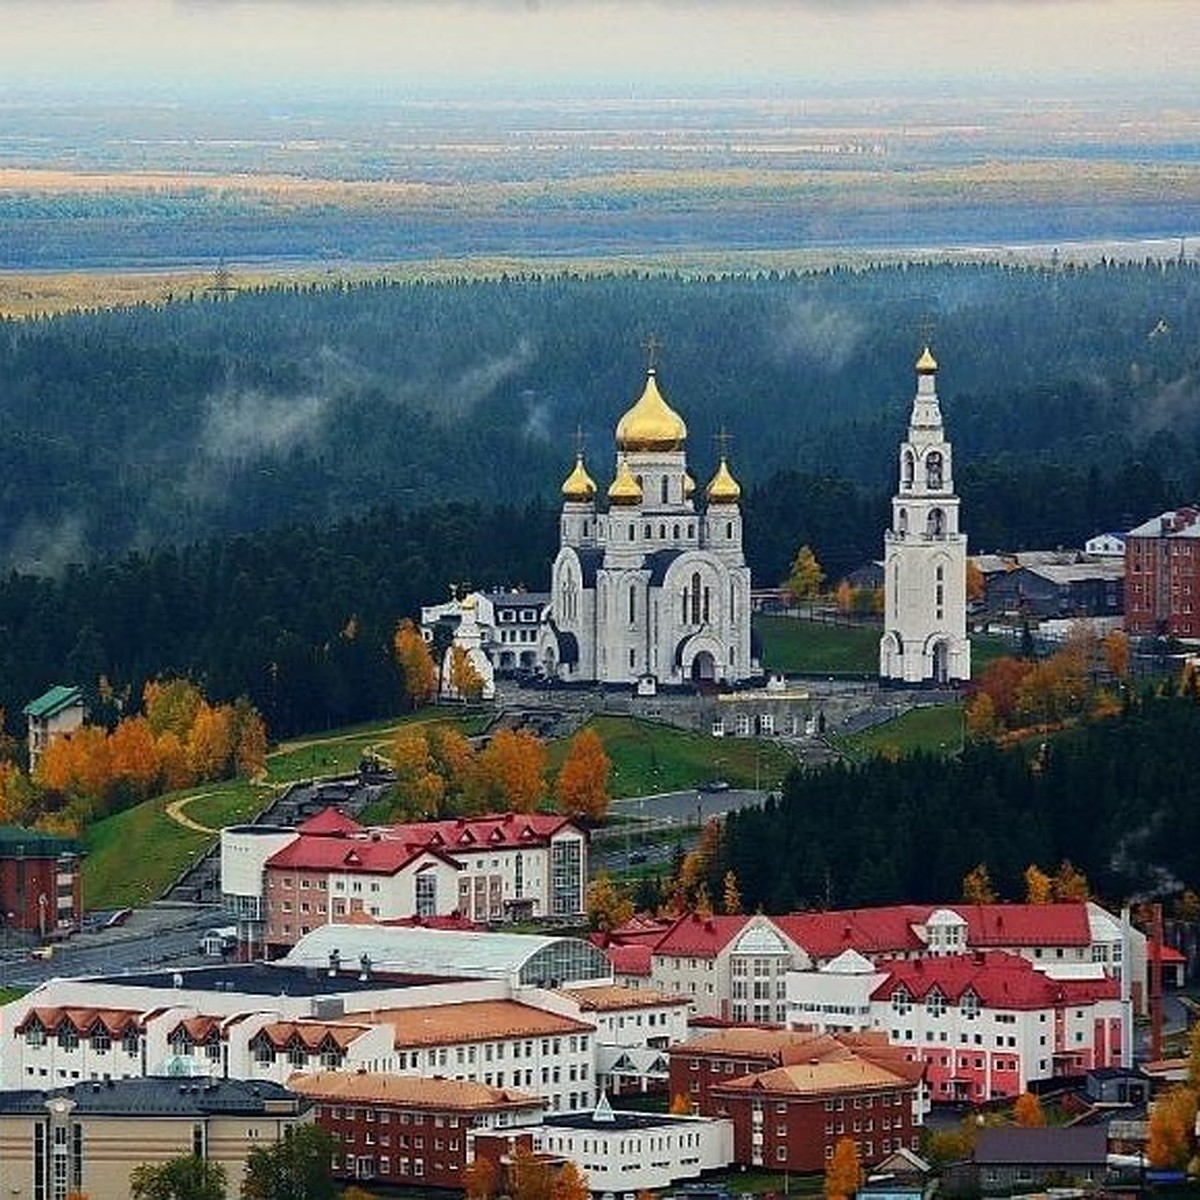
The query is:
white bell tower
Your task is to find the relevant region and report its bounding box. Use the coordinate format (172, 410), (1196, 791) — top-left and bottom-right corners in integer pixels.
(880, 348), (971, 685)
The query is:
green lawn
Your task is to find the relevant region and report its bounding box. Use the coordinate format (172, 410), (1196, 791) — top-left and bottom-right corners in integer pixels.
(833, 704), (965, 760)
(82, 793), (213, 909)
(0, 986), (30, 1005)
(757, 614), (1013, 676)
(569, 716), (795, 798)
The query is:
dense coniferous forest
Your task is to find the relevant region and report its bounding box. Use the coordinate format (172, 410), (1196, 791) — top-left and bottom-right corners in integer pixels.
(1, 261), (1198, 573)
(718, 692), (1200, 908)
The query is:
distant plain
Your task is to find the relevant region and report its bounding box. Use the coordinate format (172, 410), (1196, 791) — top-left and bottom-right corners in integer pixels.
(2, 91), (1198, 311)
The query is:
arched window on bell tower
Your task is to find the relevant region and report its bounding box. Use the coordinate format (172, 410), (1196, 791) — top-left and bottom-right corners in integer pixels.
(927, 508), (945, 537)
(903, 450), (915, 490)
(690, 571), (701, 625)
(898, 508), (909, 536)
(926, 451), (944, 490)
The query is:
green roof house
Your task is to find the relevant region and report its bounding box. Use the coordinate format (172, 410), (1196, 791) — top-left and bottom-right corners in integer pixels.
(23, 684), (86, 772)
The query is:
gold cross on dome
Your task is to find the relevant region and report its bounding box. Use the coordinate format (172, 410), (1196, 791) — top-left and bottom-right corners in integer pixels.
(714, 426), (734, 459)
(918, 313), (937, 354)
(642, 333), (662, 371)
(574, 424), (586, 457)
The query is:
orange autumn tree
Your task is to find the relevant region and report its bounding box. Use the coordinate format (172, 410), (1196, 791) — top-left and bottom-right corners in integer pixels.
(463, 1155), (499, 1200)
(961, 862), (997, 904)
(394, 619), (437, 708)
(550, 1161), (590, 1200)
(1023, 864), (1054, 905)
(553, 727), (612, 822)
(1012, 1091), (1046, 1127)
(1148, 1084), (1198, 1169)
(825, 1136), (862, 1200)
(587, 871), (634, 933)
(471, 728), (546, 813)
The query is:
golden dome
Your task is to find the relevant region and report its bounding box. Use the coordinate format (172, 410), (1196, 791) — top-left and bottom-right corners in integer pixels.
(607, 457), (643, 506)
(706, 457), (741, 504)
(561, 453), (597, 502)
(683, 470), (696, 499)
(916, 346), (938, 374)
(615, 370), (687, 452)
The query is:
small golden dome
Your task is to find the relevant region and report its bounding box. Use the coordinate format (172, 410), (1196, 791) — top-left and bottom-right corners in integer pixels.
(607, 457), (643, 506)
(460, 593), (477, 612)
(916, 346), (938, 374)
(706, 457), (741, 504)
(561, 453), (596, 502)
(615, 370), (687, 453)
(683, 471), (696, 499)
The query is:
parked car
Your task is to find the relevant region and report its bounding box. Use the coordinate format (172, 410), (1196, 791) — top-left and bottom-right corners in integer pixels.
(699, 778), (730, 793)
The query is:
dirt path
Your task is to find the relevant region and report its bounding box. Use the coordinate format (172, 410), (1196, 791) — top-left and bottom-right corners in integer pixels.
(164, 792), (219, 834)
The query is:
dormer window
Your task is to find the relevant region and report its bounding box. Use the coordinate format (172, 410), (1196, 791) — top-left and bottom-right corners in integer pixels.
(926, 989), (946, 1018)
(891, 986), (912, 1015)
(961, 990), (980, 1019)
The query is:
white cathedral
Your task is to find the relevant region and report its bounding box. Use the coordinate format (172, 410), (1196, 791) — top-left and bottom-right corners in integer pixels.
(880, 348), (971, 684)
(536, 366), (754, 688)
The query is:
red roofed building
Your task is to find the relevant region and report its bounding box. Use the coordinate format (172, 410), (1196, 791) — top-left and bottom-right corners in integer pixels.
(596, 902), (1144, 1021)
(669, 1028), (922, 1173)
(787, 950), (1122, 1102)
(256, 810), (587, 953)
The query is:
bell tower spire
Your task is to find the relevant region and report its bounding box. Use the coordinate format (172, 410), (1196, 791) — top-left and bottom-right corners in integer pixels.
(880, 348), (971, 685)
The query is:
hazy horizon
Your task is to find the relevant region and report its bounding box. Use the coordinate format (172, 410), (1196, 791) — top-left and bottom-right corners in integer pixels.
(2, 0), (1198, 103)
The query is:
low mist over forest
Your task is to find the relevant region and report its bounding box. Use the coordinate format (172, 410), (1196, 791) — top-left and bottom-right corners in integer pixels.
(1, 260), (1198, 576)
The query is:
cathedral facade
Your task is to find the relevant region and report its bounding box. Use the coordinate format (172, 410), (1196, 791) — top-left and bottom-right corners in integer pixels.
(538, 367), (754, 689)
(880, 349), (971, 684)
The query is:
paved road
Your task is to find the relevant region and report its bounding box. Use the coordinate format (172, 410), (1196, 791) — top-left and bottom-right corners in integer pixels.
(609, 786), (770, 825)
(1, 905), (228, 992)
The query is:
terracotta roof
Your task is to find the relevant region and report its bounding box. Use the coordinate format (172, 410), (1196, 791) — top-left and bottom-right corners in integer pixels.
(252, 1021), (372, 1051)
(15, 1007), (141, 1036)
(599, 914), (677, 947)
(1158, 944), (1186, 963)
(651, 912), (750, 958)
(605, 944), (653, 976)
(561, 984), (689, 1011)
(168, 1016), (223, 1043)
(367, 1000), (593, 1047)
(289, 1070), (544, 1111)
(298, 807), (363, 837)
(673, 1027), (839, 1063)
(715, 1056), (910, 1098)
(869, 951), (1119, 1009)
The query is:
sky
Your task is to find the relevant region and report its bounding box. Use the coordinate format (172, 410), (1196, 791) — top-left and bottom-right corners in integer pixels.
(1, 0), (1198, 101)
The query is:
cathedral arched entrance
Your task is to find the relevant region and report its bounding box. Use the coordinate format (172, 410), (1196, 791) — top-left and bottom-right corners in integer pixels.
(691, 651), (716, 683)
(931, 639), (950, 685)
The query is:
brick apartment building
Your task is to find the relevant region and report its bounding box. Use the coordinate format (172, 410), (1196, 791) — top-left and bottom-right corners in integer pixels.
(291, 1071), (544, 1189)
(1124, 506), (1200, 639)
(0, 824), (84, 938)
(668, 1028), (921, 1174)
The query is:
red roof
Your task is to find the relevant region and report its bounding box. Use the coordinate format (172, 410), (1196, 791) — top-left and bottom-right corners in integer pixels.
(266, 836), (455, 876)
(774, 902), (1093, 959)
(385, 812), (579, 852)
(1158, 944), (1186, 963)
(298, 807), (363, 836)
(869, 951), (1119, 1010)
(606, 944), (653, 977)
(651, 912), (750, 958)
(775, 907), (928, 958)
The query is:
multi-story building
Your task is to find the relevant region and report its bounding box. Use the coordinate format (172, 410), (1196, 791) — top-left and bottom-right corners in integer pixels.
(1124, 506), (1200, 639)
(235, 808), (588, 952)
(292, 1071), (544, 1189)
(667, 1027), (921, 1173)
(22, 684), (85, 774)
(787, 950), (1123, 1101)
(421, 590), (550, 676)
(600, 901), (1145, 1022)
(0, 824), (84, 938)
(0, 1078), (309, 1200)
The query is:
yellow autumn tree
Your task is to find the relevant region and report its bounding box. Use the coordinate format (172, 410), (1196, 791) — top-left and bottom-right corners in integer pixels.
(143, 678), (204, 739)
(447, 645), (486, 703)
(961, 862), (997, 904)
(669, 1092), (693, 1115)
(1148, 1084), (1197, 1169)
(509, 1144), (554, 1200)
(156, 730), (193, 792)
(230, 698), (268, 779)
(1103, 630), (1130, 680)
(1052, 859), (1091, 901)
(825, 1136), (862, 1200)
(553, 727), (612, 822)
(722, 870), (743, 915)
(107, 715), (162, 796)
(964, 691), (1002, 742)
(785, 544), (825, 602)
(966, 559), (986, 605)
(394, 619), (436, 708)
(586, 872), (634, 933)
(1023, 864), (1053, 905)
(187, 702), (234, 781)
